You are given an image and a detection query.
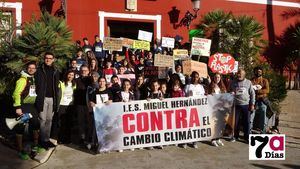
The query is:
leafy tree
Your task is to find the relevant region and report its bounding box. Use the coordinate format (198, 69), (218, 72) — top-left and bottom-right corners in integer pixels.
(0, 11), (74, 95)
(6, 11), (74, 73)
(199, 10), (265, 74)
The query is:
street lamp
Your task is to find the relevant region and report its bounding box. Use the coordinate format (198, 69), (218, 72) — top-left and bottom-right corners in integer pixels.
(178, 0), (201, 29)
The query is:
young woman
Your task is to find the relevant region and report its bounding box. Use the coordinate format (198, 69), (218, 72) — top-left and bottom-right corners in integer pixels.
(184, 71), (206, 149)
(133, 75), (148, 100)
(185, 71), (206, 97)
(171, 80), (185, 98)
(114, 79), (135, 102)
(57, 70), (76, 144)
(89, 58), (100, 75)
(160, 80), (170, 98)
(208, 73), (227, 147)
(148, 79), (163, 100)
(88, 77), (113, 105)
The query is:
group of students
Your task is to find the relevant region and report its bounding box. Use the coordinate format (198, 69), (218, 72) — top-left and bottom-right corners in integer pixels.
(11, 36), (273, 159)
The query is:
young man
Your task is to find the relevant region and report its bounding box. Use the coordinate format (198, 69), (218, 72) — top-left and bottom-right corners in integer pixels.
(230, 68), (255, 143)
(74, 65), (93, 145)
(12, 62), (45, 160)
(82, 37), (93, 53)
(251, 66), (270, 133)
(93, 35), (104, 61)
(35, 52), (60, 149)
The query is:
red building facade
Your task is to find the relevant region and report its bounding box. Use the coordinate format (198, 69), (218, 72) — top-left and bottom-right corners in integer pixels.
(1, 0), (299, 43)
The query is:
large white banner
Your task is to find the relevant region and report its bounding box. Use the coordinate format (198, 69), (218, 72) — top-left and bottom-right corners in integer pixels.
(94, 93), (234, 152)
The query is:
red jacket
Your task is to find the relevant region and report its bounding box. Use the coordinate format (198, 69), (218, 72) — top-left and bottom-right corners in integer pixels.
(171, 89), (185, 98)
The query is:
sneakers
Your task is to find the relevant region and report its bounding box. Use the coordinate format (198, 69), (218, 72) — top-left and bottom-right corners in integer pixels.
(230, 137), (236, 142)
(118, 149), (123, 153)
(18, 151), (30, 160)
(211, 140), (219, 147)
(192, 142), (198, 149)
(217, 139), (224, 146)
(32, 145), (46, 153)
(130, 149), (135, 151)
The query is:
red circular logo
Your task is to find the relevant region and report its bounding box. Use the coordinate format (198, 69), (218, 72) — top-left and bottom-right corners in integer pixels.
(208, 53), (236, 74)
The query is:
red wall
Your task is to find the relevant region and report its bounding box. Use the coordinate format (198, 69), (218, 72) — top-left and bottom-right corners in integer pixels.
(3, 0), (300, 43)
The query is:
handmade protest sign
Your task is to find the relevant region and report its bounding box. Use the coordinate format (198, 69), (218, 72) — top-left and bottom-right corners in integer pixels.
(133, 40), (150, 51)
(144, 66), (169, 79)
(93, 94), (234, 152)
(182, 60), (208, 78)
(103, 37), (123, 51)
(138, 30), (153, 42)
(121, 38), (134, 48)
(191, 37), (212, 56)
(144, 66), (158, 79)
(208, 53), (236, 74)
(173, 49), (189, 60)
(154, 54), (174, 67)
(161, 37), (175, 48)
(117, 74), (136, 85)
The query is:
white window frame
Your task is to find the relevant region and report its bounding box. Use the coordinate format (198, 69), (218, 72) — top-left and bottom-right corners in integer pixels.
(0, 2), (22, 35)
(98, 11), (162, 41)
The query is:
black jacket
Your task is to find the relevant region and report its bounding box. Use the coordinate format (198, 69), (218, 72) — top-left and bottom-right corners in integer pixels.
(35, 63), (60, 112)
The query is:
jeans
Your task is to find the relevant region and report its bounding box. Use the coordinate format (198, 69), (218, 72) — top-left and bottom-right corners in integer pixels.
(234, 105), (250, 141)
(39, 97), (54, 142)
(251, 100), (267, 132)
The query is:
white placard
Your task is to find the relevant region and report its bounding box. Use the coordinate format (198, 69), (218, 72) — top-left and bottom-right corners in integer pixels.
(191, 37), (212, 56)
(161, 37), (175, 48)
(138, 30), (153, 42)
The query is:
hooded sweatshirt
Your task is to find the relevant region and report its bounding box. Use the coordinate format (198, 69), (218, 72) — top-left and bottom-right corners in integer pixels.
(12, 71), (37, 108)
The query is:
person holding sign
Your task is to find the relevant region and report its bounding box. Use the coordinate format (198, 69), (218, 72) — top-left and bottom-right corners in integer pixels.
(184, 71), (206, 149)
(88, 77), (113, 106)
(114, 79), (135, 102)
(184, 71), (206, 97)
(208, 73), (227, 147)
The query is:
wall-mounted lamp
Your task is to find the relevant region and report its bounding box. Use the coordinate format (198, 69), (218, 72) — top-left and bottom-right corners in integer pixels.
(178, 0), (201, 29)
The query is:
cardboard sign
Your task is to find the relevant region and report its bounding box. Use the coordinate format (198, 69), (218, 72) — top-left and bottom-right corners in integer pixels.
(121, 38), (134, 48)
(117, 74), (136, 85)
(191, 37), (212, 56)
(161, 37), (175, 48)
(133, 40), (150, 51)
(173, 49), (189, 60)
(103, 37), (123, 51)
(138, 30), (153, 42)
(144, 66), (158, 78)
(182, 60), (208, 78)
(208, 53), (236, 74)
(158, 67), (169, 79)
(154, 54), (174, 67)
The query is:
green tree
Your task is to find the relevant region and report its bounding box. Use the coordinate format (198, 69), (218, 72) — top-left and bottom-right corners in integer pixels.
(0, 11), (74, 95)
(199, 10), (265, 74)
(6, 11), (74, 73)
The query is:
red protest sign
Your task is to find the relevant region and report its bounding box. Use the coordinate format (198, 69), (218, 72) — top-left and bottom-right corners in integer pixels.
(208, 53), (235, 74)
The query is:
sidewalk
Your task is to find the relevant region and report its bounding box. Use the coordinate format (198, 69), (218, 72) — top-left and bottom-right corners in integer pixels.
(1, 91), (299, 169)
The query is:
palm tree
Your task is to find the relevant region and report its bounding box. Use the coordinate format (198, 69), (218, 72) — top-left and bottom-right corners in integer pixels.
(199, 10), (265, 74)
(5, 11), (74, 73)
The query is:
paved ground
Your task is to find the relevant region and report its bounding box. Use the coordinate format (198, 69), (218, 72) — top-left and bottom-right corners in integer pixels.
(0, 91), (299, 169)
